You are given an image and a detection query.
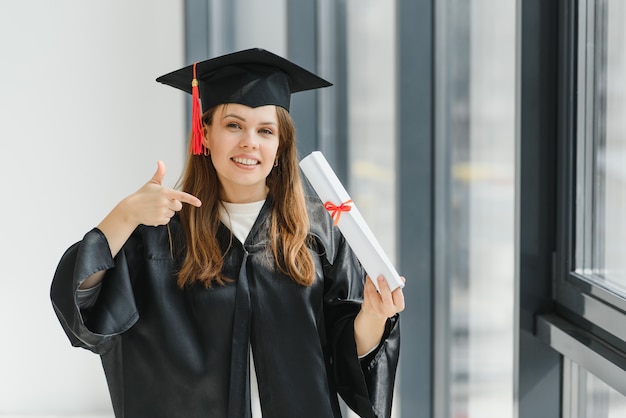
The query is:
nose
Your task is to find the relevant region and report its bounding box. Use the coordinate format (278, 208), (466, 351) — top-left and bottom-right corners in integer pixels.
(239, 129), (258, 149)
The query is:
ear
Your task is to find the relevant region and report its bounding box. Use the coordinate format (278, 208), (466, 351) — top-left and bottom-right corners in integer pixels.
(202, 126), (210, 150)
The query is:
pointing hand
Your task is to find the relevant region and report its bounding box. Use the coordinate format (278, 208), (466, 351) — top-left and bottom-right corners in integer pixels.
(125, 161), (202, 227)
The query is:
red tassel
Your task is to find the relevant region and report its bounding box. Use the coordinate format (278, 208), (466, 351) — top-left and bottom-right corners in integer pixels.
(190, 62), (203, 155)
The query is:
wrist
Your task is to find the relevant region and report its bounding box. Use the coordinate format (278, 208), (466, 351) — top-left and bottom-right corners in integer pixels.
(356, 306), (389, 326)
(355, 309), (388, 335)
(354, 309), (387, 357)
(114, 195), (141, 228)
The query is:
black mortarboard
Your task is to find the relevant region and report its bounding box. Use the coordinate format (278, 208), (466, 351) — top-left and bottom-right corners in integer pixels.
(156, 48), (332, 154)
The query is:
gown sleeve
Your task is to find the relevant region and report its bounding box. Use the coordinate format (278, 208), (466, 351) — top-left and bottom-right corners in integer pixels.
(311, 201), (401, 418)
(50, 227), (139, 355)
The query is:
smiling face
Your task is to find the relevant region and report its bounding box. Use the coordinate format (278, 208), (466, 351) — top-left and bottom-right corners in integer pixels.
(203, 103), (280, 203)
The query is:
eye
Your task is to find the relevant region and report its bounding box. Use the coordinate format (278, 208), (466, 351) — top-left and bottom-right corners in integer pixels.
(259, 128), (274, 135)
(226, 122), (241, 130)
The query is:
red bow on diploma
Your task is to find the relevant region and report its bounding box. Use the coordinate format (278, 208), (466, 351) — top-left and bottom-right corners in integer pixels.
(324, 200), (353, 225)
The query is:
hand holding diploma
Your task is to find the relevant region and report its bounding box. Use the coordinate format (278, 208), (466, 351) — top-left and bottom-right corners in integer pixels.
(355, 274), (405, 356)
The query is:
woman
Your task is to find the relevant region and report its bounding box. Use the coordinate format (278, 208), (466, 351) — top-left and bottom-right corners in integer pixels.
(51, 48), (404, 418)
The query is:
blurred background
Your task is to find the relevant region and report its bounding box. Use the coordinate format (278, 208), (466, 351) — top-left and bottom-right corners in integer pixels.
(0, 1), (624, 417)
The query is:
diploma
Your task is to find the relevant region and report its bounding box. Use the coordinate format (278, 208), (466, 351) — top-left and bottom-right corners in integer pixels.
(300, 151), (404, 292)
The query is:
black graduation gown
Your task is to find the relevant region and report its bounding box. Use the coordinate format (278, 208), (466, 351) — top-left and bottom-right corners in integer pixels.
(50, 197), (400, 418)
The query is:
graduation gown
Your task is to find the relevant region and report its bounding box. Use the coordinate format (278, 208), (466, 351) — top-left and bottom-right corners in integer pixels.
(50, 197), (400, 418)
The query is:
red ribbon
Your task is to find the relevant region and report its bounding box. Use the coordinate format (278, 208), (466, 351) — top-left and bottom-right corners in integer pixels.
(324, 200), (353, 225)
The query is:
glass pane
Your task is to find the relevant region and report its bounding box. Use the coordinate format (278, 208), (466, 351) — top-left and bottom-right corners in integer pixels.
(577, 0), (626, 293)
(435, 1), (516, 417)
(346, 0), (397, 263)
(593, 0), (626, 288)
(585, 372), (626, 418)
(345, 1), (397, 416)
(565, 359), (626, 418)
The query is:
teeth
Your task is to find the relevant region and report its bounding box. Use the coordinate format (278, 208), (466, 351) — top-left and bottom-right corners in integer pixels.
(232, 157), (258, 166)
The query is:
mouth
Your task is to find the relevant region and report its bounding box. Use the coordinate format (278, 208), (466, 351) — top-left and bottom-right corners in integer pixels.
(231, 157), (260, 166)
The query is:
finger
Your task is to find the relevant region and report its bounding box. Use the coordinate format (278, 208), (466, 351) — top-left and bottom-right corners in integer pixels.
(393, 276), (406, 310)
(155, 218), (171, 227)
(376, 275), (392, 295)
(363, 275), (378, 299)
(364, 274), (375, 290)
(158, 209), (176, 226)
(150, 160), (167, 185)
(392, 288), (405, 312)
(376, 276), (395, 307)
(169, 199), (183, 212)
(168, 190), (202, 208)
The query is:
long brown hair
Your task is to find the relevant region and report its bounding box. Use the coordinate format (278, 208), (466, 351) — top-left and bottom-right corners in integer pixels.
(176, 105), (315, 288)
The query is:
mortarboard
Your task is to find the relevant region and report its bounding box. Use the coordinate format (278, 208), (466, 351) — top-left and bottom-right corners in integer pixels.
(156, 48), (332, 154)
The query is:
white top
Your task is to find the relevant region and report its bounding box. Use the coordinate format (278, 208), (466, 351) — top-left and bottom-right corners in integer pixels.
(219, 200), (265, 244)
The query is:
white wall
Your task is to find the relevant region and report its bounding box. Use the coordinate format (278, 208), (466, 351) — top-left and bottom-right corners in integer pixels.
(0, 1), (185, 415)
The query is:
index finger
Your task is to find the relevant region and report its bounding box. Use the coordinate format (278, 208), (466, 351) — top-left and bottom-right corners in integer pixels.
(168, 189), (202, 208)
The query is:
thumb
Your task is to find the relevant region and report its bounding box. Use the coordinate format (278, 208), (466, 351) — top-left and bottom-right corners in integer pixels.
(150, 160), (166, 185)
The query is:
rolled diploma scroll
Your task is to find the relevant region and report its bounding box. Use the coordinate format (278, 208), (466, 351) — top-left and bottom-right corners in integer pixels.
(300, 151), (404, 292)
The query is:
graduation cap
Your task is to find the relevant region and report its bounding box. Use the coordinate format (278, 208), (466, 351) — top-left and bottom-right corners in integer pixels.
(156, 48), (332, 154)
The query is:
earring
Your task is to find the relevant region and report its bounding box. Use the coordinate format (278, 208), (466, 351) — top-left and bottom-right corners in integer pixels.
(203, 146), (210, 156)
(274, 158), (279, 167)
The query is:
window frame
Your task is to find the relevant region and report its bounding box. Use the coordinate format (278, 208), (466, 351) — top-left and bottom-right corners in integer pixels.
(554, 0), (626, 345)
(542, 0), (626, 405)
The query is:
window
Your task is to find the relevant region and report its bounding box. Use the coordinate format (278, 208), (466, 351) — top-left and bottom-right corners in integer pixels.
(563, 359), (626, 418)
(575, 0), (626, 296)
(551, 0), (626, 410)
(345, 0), (397, 263)
(345, 2), (397, 415)
(557, 0), (626, 334)
(434, 1), (516, 416)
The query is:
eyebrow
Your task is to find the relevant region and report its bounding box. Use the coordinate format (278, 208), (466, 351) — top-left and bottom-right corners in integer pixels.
(222, 113), (277, 126)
